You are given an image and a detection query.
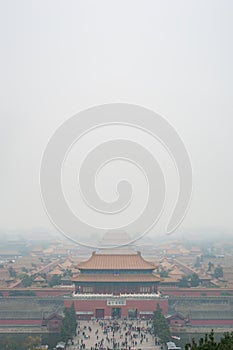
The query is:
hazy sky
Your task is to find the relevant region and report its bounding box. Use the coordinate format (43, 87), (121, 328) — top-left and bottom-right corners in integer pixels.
(0, 1), (233, 240)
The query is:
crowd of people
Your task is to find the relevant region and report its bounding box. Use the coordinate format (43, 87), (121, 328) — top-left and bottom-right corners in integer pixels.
(76, 319), (155, 350)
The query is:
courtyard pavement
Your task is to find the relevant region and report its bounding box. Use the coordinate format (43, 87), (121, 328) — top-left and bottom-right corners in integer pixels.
(66, 320), (163, 350)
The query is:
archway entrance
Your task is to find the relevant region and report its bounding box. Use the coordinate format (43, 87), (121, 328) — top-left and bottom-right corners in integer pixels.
(128, 308), (138, 319)
(111, 307), (121, 319)
(95, 309), (105, 319)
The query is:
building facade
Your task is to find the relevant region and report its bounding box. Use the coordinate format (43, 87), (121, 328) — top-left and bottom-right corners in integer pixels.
(66, 251), (168, 319)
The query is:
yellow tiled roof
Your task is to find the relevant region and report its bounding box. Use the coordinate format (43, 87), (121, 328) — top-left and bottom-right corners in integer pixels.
(73, 273), (160, 282)
(78, 252), (156, 270)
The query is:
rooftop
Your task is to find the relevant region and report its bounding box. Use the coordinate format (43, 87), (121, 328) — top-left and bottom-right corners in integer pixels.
(73, 273), (160, 283)
(78, 252), (156, 270)
(189, 310), (233, 320)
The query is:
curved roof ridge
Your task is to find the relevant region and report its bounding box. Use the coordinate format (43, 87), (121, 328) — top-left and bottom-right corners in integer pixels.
(78, 251), (156, 270)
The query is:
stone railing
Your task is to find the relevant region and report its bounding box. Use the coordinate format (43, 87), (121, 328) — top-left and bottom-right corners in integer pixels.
(72, 292), (161, 299)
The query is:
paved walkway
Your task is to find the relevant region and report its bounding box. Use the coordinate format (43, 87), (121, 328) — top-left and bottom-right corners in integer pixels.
(67, 320), (162, 350)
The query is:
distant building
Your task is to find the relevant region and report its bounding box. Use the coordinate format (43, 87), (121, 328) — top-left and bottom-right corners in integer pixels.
(188, 310), (233, 326)
(44, 312), (64, 331)
(166, 313), (186, 327)
(0, 298), (64, 330)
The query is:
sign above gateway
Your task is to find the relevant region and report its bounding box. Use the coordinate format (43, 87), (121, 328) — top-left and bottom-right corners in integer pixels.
(107, 299), (126, 306)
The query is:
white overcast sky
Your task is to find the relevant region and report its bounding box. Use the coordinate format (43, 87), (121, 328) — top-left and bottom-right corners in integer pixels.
(0, 1), (233, 240)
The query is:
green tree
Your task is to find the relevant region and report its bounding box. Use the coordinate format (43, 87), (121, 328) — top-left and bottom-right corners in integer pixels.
(8, 266), (17, 278)
(214, 265), (223, 278)
(63, 269), (73, 278)
(159, 270), (169, 278)
(23, 336), (41, 349)
(21, 274), (33, 287)
(40, 273), (46, 280)
(178, 275), (189, 287)
(60, 303), (76, 343)
(185, 330), (233, 350)
(49, 274), (62, 287)
(153, 304), (170, 343)
(4, 336), (17, 349)
(190, 273), (200, 287)
(208, 261), (214, 272)
(21, 266), (28, 273)
(60, 303), (77, 343)
(69, 302), (77, 337)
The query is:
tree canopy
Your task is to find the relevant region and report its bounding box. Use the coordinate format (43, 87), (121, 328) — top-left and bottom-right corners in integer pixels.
(153, 304), (170, 343)
(23, 336), (41, 349)
(21, 274), (33, 287)
(49, 274), (62, 287)
(60, 302), (77, 343)
(214, 265), (223, 278)
(185, 330), (233, 350)
(178, 273), (200, 287)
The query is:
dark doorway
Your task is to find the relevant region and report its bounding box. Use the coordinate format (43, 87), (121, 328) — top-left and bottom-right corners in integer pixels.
(128, 308), (138, 319)
(95, 308), (105, 319)
(111, 307), (121, 319)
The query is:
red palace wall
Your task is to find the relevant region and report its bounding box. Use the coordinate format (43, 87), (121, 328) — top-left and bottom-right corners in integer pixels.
(34, 289), (72, 297)
(0, 288), (73, 297)
(64, 298), (168, 319)
(160, 288), (233, 297)
(0, 319), (42, 325)
(189, 319), (233, 326)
